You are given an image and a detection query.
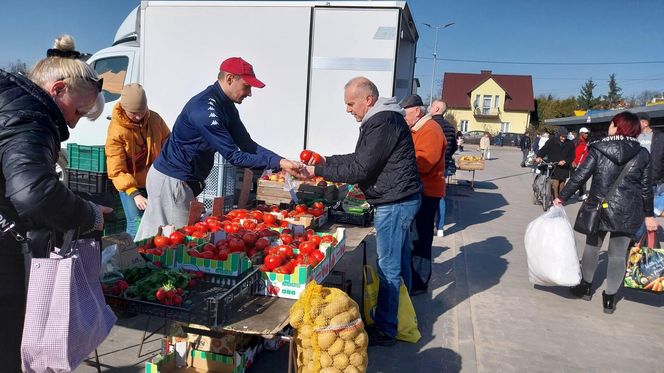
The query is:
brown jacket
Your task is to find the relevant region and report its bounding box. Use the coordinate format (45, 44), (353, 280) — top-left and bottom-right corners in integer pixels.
(105, 102), (170, 195)
(411, 115), (446, 198)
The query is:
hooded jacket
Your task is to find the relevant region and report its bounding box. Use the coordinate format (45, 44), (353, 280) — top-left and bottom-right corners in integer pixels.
(0, 69), (96, 252)
(315, 97), (422, 205)
(560, 135), (653, 234)
(105, 102), (170, 194)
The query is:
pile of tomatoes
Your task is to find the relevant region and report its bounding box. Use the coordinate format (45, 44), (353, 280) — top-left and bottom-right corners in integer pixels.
(258, 228), (337, 275)
(137, 231), (187, 256)
(185, 228), (278, 261)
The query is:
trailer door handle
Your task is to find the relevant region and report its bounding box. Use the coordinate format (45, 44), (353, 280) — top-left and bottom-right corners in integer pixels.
(106, 115), (112, 120)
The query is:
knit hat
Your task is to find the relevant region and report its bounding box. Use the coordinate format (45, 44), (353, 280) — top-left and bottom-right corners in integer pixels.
(120, 83), (147, 113)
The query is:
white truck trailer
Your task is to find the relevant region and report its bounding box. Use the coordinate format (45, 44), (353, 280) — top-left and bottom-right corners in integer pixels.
(79, 1), (418, 159)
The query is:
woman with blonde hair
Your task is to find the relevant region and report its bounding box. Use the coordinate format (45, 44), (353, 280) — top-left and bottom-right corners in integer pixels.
(106, 84), (170, 238)
(0, 34), (112, 370)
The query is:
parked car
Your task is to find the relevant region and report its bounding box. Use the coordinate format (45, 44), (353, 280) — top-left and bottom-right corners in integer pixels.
(494, 132), (521, 147)
(463, 130), (490, 145)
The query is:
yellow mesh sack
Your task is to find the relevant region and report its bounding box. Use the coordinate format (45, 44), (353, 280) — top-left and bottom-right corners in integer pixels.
(289, 281), (368, 373)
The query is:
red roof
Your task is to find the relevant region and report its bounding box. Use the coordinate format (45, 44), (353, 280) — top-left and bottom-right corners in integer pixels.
(441, 70), (535, 112)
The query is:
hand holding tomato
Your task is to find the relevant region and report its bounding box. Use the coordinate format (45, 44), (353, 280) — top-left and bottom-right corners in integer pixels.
(279, 158), (307, 179)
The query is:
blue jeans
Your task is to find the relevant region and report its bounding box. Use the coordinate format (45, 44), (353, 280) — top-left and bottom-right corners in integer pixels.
(373, 193), (421, 338)
(435, 197), (447, 230)
(119, 189), (146, 238)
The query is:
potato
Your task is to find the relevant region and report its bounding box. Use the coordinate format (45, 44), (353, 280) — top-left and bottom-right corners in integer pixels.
(310, 298), (324, 318)
(314, 314), (328, 328)
(322, 297), (352, 318)
(343, 340), (356, 355)
(301, 337), (312, 349)
(320, 351), (333, 367)
(330, 311), (353, 326)
(349, 352), (364, 367)
(339, 326), (361, 341)
(347, 306), (360, 320)
(318, 332), (336, 349)
(320, 368), (341, 373)
(302, 348), (313, 362)
(327, 337), (344, 356)
(301, 366), (312, 373)
(332, 353), (349, 370)
(354, 331), (368, 348)
(289, 307), (304, 328)
(345, 366), (362, 373)
(300, 324), (313, 338)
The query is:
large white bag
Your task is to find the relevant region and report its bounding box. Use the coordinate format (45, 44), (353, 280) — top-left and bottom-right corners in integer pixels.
(524, 206), (581, 286)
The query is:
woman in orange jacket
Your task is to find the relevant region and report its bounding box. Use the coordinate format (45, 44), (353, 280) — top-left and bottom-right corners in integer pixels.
(105, 84), (170, 237)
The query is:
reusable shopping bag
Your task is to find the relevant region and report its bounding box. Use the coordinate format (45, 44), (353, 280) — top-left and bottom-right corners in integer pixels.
(524, 206), (581, 286)
(624, 231), (664, 293)
(21, 231), (117, 372)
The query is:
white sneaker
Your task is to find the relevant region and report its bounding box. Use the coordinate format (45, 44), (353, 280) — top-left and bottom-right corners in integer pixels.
(580, 194), (588, 201)
(436, 229), (445, 237)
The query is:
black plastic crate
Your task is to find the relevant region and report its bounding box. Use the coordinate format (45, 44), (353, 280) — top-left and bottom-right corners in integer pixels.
(104, 267), (261, 326)
(330, 208), (373, 227)
(65, 168), (115, 194)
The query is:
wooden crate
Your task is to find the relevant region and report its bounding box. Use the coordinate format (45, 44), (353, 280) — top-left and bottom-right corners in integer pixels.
(256, 179), (293, 205)
(457, 160), (485, 171)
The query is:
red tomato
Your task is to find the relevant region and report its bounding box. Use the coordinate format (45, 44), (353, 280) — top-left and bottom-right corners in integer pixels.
(309, 235), (321, 246)
(280, 210), (290, 218)
(242, 220), (257, 230)
(299, 241), (316, 255)
(217, 250), (229, 261)
(199, 251), (215, 259)
(264, 254), (283, 271)
(242, 232), (258, 246)
(280, 220), (290, 228)
(295, 204), (308, 214)
(300, 149), (313, 163)
(282, 228), (292, 235)
(278, 245), (294, 258)
(309, 208), (324, 217)
(234, 209), (249, 219)
(280, 233), (293, 245)
(203, 243), (216, 253)
(205, 216), (219, 227)
(269, 205), (279, 212)
(226, 210), (238, 219)
(169, 231), (186, 245)
(250, 210), (263, 220)
(153, 236), (172, 248)
(191, 230), (207, 239)
(312, 201), (325, 210)
(228, 238), (245, 253)
(194, 222), (209, 232)
(224, 222), (241, 234)
(255, 237), (270, 251)
(311, 250), (325, 264)
(181, 225), (196, 235)
(263, 214), (277, 225)
(311, 152), (323, 165)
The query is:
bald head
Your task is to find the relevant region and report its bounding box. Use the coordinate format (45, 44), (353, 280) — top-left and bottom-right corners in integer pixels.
(344, 76), (379, 122)
(429, 100), (447, 116)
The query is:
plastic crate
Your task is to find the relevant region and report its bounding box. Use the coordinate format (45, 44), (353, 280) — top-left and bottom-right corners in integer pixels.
(64, 169), (115, 194)
(103, 218), (127, 236)
(67, 144), (106, 172)
(330, 208), (373, 227)
(202, 156), (236, 198)
(198, 195), (234, 213)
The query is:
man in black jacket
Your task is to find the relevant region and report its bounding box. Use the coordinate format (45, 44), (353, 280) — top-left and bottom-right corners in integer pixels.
(428, 100), (457, 237)
(305, 77), (422, 346)
(520, 132), (532, 167)
(637, 112), (664, 186)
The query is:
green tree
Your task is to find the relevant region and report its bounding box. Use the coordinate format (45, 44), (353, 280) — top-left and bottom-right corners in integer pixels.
(607, 73), (622, 108)
(535, 94), (577, 126)
(577, 78), (599, 110)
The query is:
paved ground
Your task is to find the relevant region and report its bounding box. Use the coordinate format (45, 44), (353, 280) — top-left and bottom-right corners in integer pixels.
(76, 146), (664, 372)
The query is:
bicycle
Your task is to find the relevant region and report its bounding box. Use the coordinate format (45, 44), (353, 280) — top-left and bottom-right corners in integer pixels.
(532, 161), (556, 211)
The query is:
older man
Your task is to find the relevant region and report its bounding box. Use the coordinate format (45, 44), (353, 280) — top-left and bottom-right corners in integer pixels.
(305, 77), (421, 346)
(136, 57), (303, 240)
(400, 94), (446, 295)
(428, 100), (455, 237)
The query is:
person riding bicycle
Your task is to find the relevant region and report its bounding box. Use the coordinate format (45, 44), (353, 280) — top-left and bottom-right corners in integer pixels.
(535, 127), (575, 200)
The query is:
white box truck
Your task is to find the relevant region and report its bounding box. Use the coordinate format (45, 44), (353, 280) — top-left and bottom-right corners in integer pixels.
(79, 1), (418, 160)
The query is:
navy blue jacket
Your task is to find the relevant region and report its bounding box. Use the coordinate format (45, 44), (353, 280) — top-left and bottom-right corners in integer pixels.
(153, 82), (282, 182)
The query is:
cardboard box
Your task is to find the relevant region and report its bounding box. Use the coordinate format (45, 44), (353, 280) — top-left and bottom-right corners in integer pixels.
(101, 233), (146, 270)
(283, 207), (328, 229)
(145, 340), (262, 373)
(175, 232), (253, 276)
(257, 227), (346, 299)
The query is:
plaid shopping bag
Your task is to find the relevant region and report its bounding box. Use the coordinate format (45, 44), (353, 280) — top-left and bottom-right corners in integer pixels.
(624, 231), (664, 293)
(21, 231), (117, 372)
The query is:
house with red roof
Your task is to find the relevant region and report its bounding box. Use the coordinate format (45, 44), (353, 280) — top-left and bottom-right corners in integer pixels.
(441, 70), (534, 135)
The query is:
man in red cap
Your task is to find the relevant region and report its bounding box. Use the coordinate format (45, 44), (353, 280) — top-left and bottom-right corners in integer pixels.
(136, 57), (303, 239)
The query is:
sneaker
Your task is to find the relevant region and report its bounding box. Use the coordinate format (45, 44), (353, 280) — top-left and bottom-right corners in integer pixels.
(368, 328), (396, 347)
(436, 229), (445, 237)
(580, 194), (588, 201)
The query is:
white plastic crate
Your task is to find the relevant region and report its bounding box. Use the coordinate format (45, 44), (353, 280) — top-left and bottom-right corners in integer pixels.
(202, 154), (236, 197)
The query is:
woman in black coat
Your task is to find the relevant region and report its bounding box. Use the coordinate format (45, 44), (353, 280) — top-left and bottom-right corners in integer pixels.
(535, 127), (575, 200)
(553, 111), (657, 314)
(0, 35), (112, 371)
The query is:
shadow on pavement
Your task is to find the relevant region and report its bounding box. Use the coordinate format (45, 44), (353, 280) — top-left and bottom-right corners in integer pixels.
(445, 187), (507, 235)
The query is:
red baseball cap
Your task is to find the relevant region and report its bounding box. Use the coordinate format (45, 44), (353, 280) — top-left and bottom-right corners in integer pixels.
(219, 57), (265, 88)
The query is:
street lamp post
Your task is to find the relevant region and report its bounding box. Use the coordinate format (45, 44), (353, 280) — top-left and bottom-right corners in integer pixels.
(423, 22), (454, 107)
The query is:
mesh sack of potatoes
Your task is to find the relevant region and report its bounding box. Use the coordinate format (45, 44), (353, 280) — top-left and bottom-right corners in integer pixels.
(289, 281), (368, 373)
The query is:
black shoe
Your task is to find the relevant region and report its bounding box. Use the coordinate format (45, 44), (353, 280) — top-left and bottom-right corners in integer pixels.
(570, 280), (593, 300)
(410, 287), (428, 296)
(602, 291), (615, 314)
(368, 328), (396, 347)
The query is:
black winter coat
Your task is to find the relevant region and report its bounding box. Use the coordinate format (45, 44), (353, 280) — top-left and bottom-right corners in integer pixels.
(537, 137), (575, 180)
(0, 70), (96, 254)
(647, 129), (664, 185)
(316, 110), (421, 205)
(560, 136), (653, 234)
(431, 114), (457, 164)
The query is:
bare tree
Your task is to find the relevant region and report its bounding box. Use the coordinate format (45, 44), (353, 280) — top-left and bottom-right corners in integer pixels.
(5, 59), (28, 75)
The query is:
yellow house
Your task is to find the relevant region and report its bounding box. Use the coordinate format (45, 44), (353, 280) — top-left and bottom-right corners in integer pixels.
(441, 70), (534, 134)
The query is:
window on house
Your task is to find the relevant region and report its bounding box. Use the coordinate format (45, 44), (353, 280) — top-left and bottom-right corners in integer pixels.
(460, 120), (469, 132)
(482, 95), (492, 114)
(474, 95), (480, 108)
(494, 95), (500, 109)
(501, 122), (510, 132)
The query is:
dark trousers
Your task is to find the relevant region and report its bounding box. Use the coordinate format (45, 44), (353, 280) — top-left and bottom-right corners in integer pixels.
(573, 167), (585, 196)
(0, 250), (26, 372)
(411, 194), (440, 291)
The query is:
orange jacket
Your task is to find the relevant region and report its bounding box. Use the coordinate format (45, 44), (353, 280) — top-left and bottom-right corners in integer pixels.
(105, 102), (170, 195)
(410, 115), (447, 197)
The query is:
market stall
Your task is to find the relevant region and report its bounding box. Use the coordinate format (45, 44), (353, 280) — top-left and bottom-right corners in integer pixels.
(456, 155), (485, 188)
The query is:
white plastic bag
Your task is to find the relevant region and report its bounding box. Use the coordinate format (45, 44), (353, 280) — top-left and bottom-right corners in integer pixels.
(524, 206), (581, 286)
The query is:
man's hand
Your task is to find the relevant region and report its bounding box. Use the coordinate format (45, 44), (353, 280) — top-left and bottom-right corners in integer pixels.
(645, 216), (659, 232)
(558, 160), (566, 166)
(306, 155), (326, 166)
(95, 205), (114, 231)
(280, 159), (307, 179)
(134, 195), (148, 210)
(552, 197), (563, 207)
(535, 157), (543, 164)
(304, 165), (316, 179)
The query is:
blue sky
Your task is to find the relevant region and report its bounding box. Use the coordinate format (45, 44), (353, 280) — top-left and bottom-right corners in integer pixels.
(2, 0), (663, 100)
